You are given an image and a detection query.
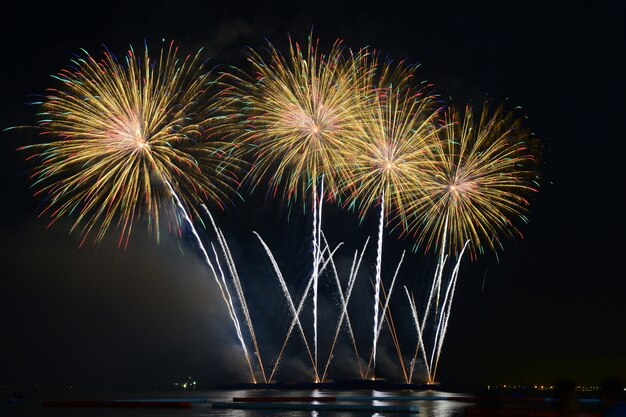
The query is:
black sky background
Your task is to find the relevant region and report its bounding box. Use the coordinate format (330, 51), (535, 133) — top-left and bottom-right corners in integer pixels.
(1, 1), (625, 389)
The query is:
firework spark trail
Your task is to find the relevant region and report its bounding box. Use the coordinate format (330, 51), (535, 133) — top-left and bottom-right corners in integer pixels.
(407, 232), (448, 382)
(202, 205), (267, 383)
(253, 231), (316, 372)
(166, 183), (255, 381)
(429, 280), (452, 377)
(321, 231), (359, 360)
(373, 250), (403, 358)
(311, 178), (324, 376)
(409, 357), (416, 384)
(269, 242), (343, 382)
(432, 240), (470, 381)
(217, 227), (267, 382)
(365, 251), (404, 380)
(320, 233), (366, 381)
(372, 190), (385, 377)
(408, 337), (420, 383)
(323, 237), (370, 381)
(408, 216), (449, 381)
(209, 243), (256, 382)
(407, 250), (442, 383)
(316, 176), (325, 376)
(405, 286), (432, 383)
(435, 215), (449, 316)
(269, 267), (317, 382)
(428, 240), (466, 378)
(209, 243), (238, 326)
(312, 180), (318, 373)
(378, 280), (408, 383)
(422, 257), (443, 333)
(347, 240), (367, 293)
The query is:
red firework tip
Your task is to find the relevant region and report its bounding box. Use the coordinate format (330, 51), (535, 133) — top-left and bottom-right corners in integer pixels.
(117, 231), (125, 249)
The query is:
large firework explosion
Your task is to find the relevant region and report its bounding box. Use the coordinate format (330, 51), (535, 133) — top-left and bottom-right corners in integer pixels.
(224, 36), (367, 204)
(403, 104), (539, 259)
(20, 42), (242, 247)
(333, 52), (444, 377)
(14, 36), (540, 384)
(340, 53), (441, 222)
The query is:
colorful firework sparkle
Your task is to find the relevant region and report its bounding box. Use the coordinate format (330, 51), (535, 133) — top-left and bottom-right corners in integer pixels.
(225, 36), (366, 203)
(21, 42), (242, 247)
(14, 37), (541, 385)
(404, 104), (538, 258)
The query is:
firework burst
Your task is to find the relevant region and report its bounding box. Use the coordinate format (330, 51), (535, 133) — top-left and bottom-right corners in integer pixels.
(21, 42), (241, 247)
(404, 104), (538, 258)
(225, 35), (367, 203)
(336, 53), (442, 377)
(341, 54), (441, 220)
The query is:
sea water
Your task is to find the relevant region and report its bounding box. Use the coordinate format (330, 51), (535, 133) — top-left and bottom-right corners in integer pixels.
(1, 389), (472, 417)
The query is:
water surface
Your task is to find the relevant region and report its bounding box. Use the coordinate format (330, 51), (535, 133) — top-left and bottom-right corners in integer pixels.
(2, 388), (473, 417)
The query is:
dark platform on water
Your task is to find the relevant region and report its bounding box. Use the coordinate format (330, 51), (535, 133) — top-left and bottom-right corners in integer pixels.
(215, 378), (440, 391)
(213, 401), (419, 413)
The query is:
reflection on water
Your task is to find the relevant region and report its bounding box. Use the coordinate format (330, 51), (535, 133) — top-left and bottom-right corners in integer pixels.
(1, 388), (472, 417)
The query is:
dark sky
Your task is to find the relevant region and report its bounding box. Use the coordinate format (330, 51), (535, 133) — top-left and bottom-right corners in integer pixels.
(1, 1), (625, 389)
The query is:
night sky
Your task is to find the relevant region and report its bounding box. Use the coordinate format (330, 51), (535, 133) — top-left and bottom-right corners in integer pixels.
(1, 1), (625, 389)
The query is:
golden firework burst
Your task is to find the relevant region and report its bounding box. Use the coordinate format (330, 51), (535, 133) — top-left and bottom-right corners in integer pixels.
(223, 35), (368, 204)
(340, 52), (441, 222)
(403, 104), (538, 258)
(21, 42), (242, 247)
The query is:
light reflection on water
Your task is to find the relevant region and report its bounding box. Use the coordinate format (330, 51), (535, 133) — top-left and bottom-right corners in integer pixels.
(1, 389), (473, 417)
